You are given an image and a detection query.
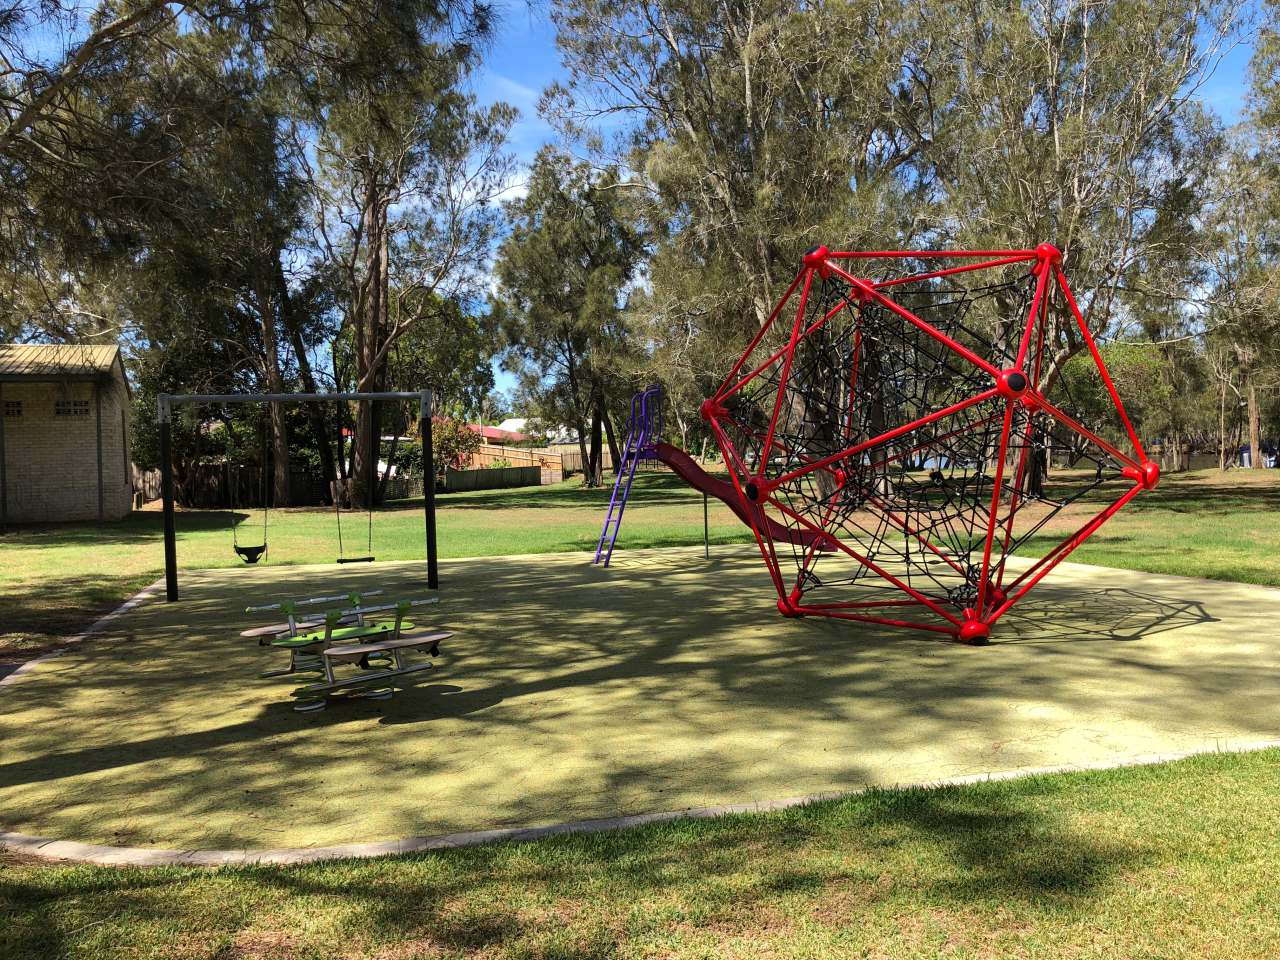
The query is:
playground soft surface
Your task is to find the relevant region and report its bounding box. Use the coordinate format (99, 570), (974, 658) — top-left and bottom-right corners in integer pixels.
(2, 540), (1279, 853)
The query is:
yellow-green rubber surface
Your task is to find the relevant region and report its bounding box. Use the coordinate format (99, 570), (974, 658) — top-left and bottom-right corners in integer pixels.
(1, 546), (1277, 851)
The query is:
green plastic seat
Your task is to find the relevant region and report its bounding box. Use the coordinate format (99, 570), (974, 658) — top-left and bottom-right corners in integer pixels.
(270, 620), (414, 649)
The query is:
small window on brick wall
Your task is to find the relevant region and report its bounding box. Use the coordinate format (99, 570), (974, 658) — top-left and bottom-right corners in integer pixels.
(55, 399), (91, 417)
(3, 400), (20, 419)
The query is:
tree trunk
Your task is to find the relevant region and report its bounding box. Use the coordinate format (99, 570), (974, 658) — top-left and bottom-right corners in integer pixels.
(602, 402), (621, 474)
(1247, 379), (1262, 469)
(1218, 381), (1227, 471)
(1026, 442), (1046, 498)
(588, 400), (604, 487)
(255, 278), (291, 507)
(352, 191), (389, 507)
(277, 258), (336, 503)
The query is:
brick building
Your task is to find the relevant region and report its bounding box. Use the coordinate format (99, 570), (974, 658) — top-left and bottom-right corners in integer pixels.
(0, 344), (133, 524)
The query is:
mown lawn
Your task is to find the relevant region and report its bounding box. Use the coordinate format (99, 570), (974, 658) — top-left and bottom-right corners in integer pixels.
(1, 467), (1277, 659)
(2, 749), (1278, 959)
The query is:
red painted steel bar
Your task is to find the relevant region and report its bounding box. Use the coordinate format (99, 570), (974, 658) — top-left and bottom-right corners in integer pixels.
(713, 269), (806, 399)
(764, 387), (1000, 494)
(1054, 266), (1148, 462)
(858, 490), (973, 579)
(997, 479), (1138, 597)
(864, 412), (1003, 473)
(791, 607), (961, 636)
(1035, 396), (1140, 469)
(805, 599), (932, 610)
(766, 496), (963, 626)
(872, 253), (1037, 290)
(826, 249), (1037, 260)
(974, 402), (1015, 617)
(716, 286), (856, 404)
(1014, 258), (1052, 371)
(760, 269), (815, 460)
(987, 483), (1144, 625)
(825, 261), (1003, 377)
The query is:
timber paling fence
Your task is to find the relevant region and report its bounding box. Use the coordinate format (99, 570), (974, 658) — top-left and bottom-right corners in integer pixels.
(443, 465), (540, 492)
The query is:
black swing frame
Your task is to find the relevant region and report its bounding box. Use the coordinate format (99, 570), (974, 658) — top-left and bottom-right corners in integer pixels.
(157, 390), (438, 602)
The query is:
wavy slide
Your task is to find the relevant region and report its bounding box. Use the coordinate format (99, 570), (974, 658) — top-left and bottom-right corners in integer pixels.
(653, 443), (829, 549)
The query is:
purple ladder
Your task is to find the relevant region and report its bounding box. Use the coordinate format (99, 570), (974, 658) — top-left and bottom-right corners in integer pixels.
(593, 385), (664, 566)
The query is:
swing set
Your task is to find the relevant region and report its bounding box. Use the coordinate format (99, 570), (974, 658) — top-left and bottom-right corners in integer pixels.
(157, 389), (438, 602)
(228, 417), (269, 565)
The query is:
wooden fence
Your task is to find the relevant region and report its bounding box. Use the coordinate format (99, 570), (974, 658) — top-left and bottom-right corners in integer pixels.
(444, 465), (540, 492)
(468, 444), (562, 484)
(132, 443), (567, 509)
(132, 464), (162, 503)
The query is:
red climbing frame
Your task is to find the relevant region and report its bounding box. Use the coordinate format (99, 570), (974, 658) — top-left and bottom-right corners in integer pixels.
(701, 244), (1159, 643)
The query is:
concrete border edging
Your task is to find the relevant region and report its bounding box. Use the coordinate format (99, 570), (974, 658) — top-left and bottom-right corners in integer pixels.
(0, 578), (164, 691)
(4, 738), (1279, 867)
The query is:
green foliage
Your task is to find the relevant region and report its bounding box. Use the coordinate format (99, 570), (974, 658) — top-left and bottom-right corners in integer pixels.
(432, 418), (483, 483)
(493, 147), (644, 484)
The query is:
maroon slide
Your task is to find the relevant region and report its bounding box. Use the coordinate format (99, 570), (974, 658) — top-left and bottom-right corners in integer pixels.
(654, 443), (829, 549)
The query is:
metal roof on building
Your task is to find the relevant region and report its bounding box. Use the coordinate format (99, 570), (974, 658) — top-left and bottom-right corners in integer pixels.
(0, 344), (124, 381)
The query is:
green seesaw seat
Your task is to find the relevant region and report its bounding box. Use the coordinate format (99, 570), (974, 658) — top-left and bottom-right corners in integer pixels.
(242, 593), (448, 710)
(284, 599), (449, 712)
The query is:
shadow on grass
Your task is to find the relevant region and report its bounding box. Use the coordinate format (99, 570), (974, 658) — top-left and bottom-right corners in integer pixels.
(0, 777), (1152, 959)
(0, 571), (157, 655)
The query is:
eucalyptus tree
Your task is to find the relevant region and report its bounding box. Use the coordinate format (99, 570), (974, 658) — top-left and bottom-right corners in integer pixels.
(1199, 130), (1280, 468)
(911, 0), (1241, 387)
(493, 147), (645, 486)
(274, 0), (514, 501)
(546, 0), (936, 403)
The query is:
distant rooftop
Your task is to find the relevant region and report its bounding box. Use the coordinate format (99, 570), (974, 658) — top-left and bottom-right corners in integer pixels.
(0, 344), (124, 381)
(432, 416), (529, 444)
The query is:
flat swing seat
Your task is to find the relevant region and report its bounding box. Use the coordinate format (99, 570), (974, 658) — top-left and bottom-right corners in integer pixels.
(241, 617), (329, 640)
(336, 555), (375, 564)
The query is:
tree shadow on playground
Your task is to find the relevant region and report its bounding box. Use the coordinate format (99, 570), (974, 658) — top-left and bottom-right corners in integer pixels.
(0, 562), (1225, 798)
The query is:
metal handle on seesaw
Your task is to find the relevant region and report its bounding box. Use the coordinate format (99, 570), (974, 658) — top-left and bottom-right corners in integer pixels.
(245, 589), (386, 614)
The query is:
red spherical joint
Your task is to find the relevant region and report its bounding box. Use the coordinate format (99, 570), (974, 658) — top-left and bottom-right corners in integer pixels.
(995, 368), (1029, 400)
(1123, 461), (1160, 490)
(699, 398), (725, 422)
(832, 467), (847, 488)
(850, 282), (875, 306)
(1031, 242), (1063, 275)
(802, 245), (833, 279)
(983, 583), (1007, 606)
(744, 475), (768, 502)
(957, 618), (991, 645)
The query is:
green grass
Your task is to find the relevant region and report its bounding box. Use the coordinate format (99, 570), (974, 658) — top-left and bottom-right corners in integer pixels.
(2, 466), (1276, 659)
(3, 749), (1278, 959)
